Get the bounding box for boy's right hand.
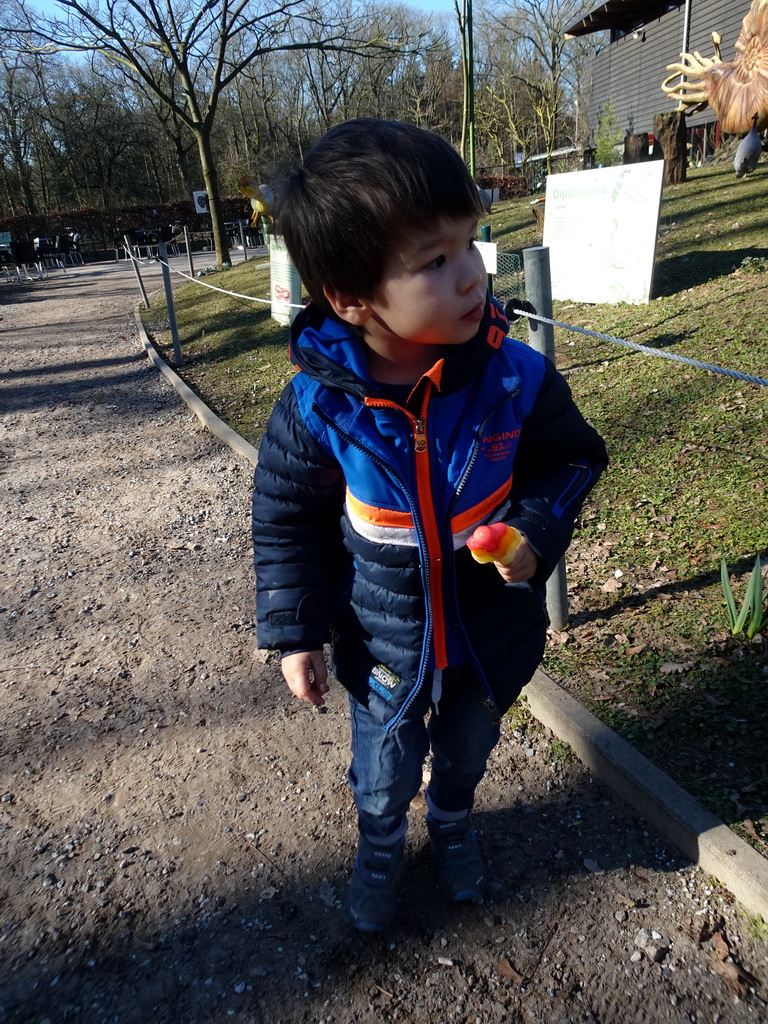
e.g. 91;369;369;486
281;650;329;706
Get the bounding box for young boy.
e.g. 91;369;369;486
252;118;607;932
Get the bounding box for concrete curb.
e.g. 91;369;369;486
135;309;259;468
526;668;768;921
136;306;768;923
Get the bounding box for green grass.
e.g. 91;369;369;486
143;162;768;854
143;258;300;444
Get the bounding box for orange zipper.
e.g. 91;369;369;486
365;387;448;669
413;386;448;668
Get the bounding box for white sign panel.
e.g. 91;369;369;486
543;162;665;305
192;190;209;214
474;240;498;275
269;235;302;325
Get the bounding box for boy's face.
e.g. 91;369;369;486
326;214;486;358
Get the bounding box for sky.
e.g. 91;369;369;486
411;0;456;12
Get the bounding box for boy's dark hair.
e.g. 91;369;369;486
276;118;484;316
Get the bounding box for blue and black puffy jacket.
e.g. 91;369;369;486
252;298;607;729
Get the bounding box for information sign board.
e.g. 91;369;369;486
543;162;664;304
269;235;302;325
192;190;209;214
474;240;498;275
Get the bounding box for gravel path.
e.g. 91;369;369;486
1;259;766;1024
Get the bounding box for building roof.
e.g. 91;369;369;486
564;0;683;38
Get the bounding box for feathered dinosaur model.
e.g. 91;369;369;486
661;0;767;174
237;177;274;231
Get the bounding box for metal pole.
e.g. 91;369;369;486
124;234;150;309
681;0;692;54
680;0;692;99
239;221;248;262
467;0;476;177
523;245;568;631
480;224;493;296
158;240;183;367
183;226;195;279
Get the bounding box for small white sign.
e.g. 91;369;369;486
192;190;209;214
475;240;498;275
543;162;664;305
269;235;302;325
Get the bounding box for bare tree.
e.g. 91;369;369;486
485;0;591;173
7;0;418;266
0;52;42;214
473;12;536;178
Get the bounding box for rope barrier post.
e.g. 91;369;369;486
124;234;150;309
481;224;493;296
239;221;248;262
158;240;183;367
183;226;195;279
523;245;569;632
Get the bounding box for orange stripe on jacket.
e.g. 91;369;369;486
347;476;513;536
450;476;513;534
346;490;414;529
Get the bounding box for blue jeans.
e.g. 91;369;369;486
348;665;501;843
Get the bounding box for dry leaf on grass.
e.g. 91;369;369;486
743;819;762;842
660;662;694;675
600;577;623;593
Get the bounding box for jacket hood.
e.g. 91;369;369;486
287;297;510;401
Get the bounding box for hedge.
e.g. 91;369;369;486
0;198;253;253
476;174;529;199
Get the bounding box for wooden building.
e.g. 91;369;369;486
566;0;750;160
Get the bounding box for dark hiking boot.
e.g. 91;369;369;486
427;814;488;901
346;834;405;932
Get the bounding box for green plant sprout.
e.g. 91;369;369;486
720;556;768;639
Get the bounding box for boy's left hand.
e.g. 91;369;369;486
493;534;539;584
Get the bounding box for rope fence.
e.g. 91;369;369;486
133;240;764;630
126;246;306;309
130;244;768;389
506;305;768;389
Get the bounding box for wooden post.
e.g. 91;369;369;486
653;113;688;185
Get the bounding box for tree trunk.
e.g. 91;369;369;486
173;136;195;197
11;140;37;215
653;113;688;185
194;126;230;268
623;133;649;164
459;19;469;164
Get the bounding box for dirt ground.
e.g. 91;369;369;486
1;258;767;1024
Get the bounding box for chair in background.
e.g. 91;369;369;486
57;234;84;265
124;228;159;260
163;226;181;256
10;240;46;280
35;238;68;276
0;249;21;282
